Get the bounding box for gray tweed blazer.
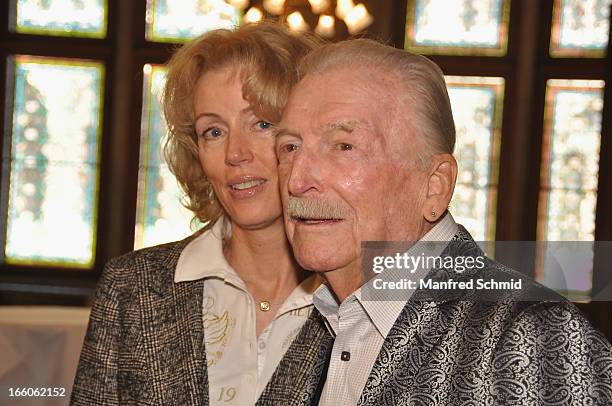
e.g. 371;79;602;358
257;227;612;406
70;238;330;405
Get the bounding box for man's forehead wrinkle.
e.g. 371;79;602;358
323;119;361;133
282;66;404;146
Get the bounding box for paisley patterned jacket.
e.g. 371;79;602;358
70;236;330;405
257;226;612;406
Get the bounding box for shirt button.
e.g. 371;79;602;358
259;341;266;350
340;351;351;361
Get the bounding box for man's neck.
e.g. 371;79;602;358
322;261;363;303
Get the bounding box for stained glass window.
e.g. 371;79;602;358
536;79;604;299
538;80;603;242
134;65;200;250
145;0;240;42
405;0;510;56
2;56;104;267
12;0;107;38
550;0;612;58
446;76;504;241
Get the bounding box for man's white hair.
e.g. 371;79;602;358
297;39;455;163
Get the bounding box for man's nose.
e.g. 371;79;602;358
287;147;321;196
224;129;253;166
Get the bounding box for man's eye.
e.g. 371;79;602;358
279;143;299;154
256;121;272;130
338;143;353;151
202;127;223;139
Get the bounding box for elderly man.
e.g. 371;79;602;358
256;39;612;406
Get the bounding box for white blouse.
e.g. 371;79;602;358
175;219;320;405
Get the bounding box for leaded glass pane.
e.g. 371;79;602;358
145;0;240;42
405;0;510;56
446;76;504;241
134;65;199;250
538;79;603;241
550;0;612;58
2;56;104;267
12;0;107;38
537;79;604;299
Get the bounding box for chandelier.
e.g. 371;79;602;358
225;0;374;37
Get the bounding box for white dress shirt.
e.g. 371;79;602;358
315;213;458;406
175;219;321;406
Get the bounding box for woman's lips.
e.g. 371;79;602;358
227;177;267;199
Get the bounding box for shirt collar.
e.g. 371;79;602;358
313;283;341;335
174;217;243;286
313;212;459;338
419;211;458;244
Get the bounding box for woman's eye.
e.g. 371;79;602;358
338;143;353;151
256;121;272;130
202;127;223;139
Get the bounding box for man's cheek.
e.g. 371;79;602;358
344;169;390;208
335;162;376;194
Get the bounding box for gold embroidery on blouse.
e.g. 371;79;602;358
203;295;234;367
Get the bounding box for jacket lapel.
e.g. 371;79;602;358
256;309;334;406
137;240;209;405
357;301;448;406
173;277;208;404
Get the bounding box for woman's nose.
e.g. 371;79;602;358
224;130;254;166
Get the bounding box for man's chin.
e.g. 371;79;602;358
293;246;355;273
296;262;342;273
289;228;357;269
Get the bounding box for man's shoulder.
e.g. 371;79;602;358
437;258;605;345
469;256;588;326
485;256;567;300
503;298;608;343
407;249;595;336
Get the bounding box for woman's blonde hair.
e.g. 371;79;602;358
163;22;321;229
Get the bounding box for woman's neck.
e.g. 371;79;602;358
223;218;305;297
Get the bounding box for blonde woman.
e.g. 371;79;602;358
71;23;322;405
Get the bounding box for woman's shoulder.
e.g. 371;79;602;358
91;235;203;303
103;235;198;277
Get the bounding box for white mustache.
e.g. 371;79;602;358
287;197;349;220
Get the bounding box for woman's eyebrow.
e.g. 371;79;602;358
193;112;221;122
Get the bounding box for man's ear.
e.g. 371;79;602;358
422;153;457;222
